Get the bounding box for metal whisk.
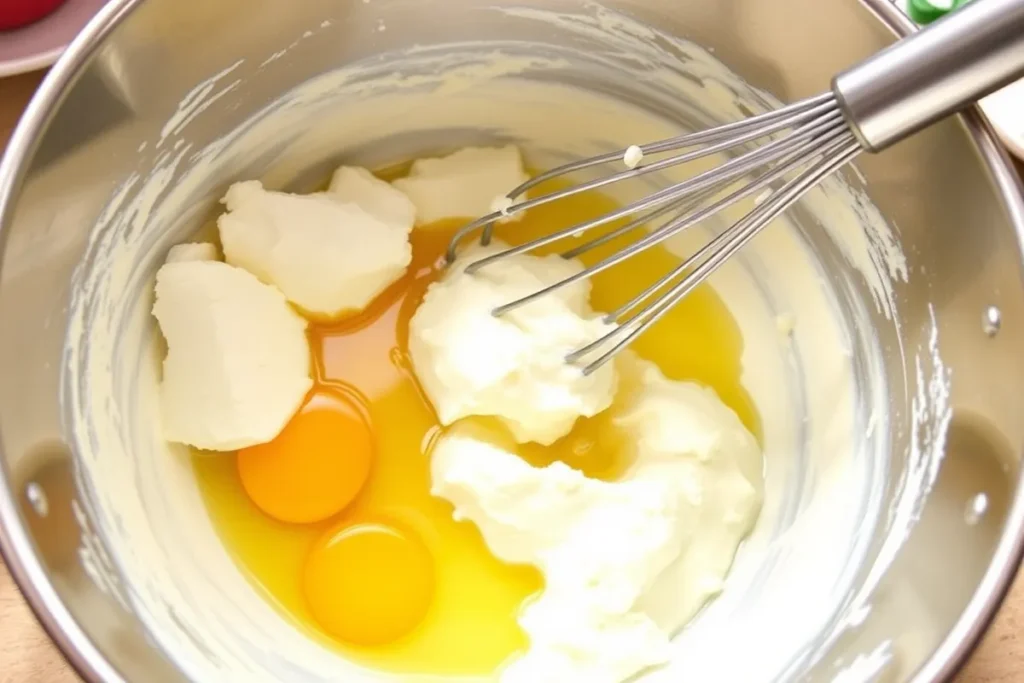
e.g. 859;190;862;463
446;0;1024;375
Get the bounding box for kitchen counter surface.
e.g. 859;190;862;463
1;68;1023;683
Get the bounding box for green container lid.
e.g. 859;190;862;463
907;0;973;24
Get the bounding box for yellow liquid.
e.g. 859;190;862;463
192;170;758;676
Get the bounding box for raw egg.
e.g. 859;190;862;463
304;521;435;645
237;391;372;524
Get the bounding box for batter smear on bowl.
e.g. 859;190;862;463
152;145;763;680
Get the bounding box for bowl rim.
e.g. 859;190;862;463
0;1;1023;681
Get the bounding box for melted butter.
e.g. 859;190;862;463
192;168;757;676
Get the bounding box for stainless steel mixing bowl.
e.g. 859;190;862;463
1;0;1023;681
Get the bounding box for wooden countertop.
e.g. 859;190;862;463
1;69;1023;683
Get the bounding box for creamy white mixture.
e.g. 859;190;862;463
399;143;763;680
152;141;763;682
433;355;761;683
410;240;616;446
57;5;945;683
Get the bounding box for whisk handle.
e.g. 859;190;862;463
832;0;1024;152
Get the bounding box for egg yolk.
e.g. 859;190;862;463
237;391;372;524
304;522;435;646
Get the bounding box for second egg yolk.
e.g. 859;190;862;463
237;391;372;524
304;522;435;646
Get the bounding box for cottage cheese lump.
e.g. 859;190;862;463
430;355;763;682
408;241;618;445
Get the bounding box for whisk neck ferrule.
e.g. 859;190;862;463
831;0;1024;152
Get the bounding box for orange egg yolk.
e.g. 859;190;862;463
304;522;435;646
237;391;372;524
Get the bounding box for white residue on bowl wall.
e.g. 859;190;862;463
158;60;244;146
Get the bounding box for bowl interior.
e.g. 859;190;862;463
1;1;1022;682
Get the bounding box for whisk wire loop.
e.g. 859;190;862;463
446;94;839;263
440;0;1024;372
569;140;862;374
496;91;836;201
444;93;863;374
486;108;849;315
602;129;856;325
466;105;846;277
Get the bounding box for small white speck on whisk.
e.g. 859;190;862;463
491;196;514;217
623;145;644;169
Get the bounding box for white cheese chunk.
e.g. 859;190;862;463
153;260;312;451
217;179;412;318
429;356;762;683
327;165;417;231
409;241;617;445
392;145;529;225
165;242;219;263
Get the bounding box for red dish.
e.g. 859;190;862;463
0;0;68;31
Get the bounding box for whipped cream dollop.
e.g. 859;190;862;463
403;145;764;682
409;241;617;445
431;355;763;683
